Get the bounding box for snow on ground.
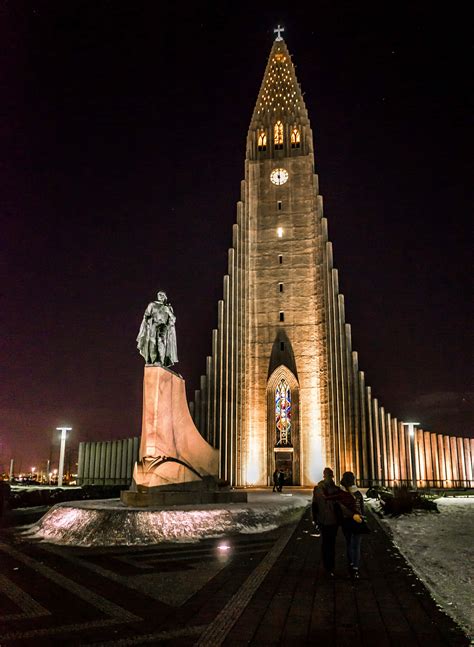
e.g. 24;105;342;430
26;491;310;547
368;496;474;638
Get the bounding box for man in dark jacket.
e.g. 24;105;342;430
311;467;340;576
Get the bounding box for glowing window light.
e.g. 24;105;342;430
277;227;283;237
274;120;284;149
291;127;301;148
258;130;267;151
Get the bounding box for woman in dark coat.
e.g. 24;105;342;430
335;471;365;579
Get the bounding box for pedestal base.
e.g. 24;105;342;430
121;488;247;507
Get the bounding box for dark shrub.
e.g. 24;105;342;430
380;485;439;516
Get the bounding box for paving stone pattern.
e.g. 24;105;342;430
0;509;469;646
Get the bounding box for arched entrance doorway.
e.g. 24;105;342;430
267;366;300;485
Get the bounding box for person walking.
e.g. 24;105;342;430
277;469;285;492
335;471;366;580
272;468;279;492
311;467;340;576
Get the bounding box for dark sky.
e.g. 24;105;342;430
1;1;472;472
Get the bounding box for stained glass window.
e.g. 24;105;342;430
274;121;284;149
291;127;300;148
258;130;267;151
275;378;292;446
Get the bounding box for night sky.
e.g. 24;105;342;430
1;2;472;472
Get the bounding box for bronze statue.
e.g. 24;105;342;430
136;291;178;366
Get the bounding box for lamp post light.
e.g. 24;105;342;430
56;427;72;487
404;422;420;489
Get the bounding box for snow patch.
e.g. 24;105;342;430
368;496;474;636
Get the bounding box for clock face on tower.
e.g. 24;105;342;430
270;168;289;185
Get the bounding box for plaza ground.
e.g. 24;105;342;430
0;490;470;646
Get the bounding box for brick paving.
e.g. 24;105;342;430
0;498;469;646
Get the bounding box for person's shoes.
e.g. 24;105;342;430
351;567;360;580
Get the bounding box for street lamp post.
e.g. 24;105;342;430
56;427;72;487
404;422;420;489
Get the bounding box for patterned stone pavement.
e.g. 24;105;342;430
0;501;470;646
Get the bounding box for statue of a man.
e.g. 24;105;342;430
136;291;178;367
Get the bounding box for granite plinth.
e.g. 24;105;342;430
131;367;219;490
121;488;247;507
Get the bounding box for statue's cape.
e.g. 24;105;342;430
136;317;150;361
165;324;178;364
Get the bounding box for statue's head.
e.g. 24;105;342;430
156;291;167;303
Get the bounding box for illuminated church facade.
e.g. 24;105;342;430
189;33;473;488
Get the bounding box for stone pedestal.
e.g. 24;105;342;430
121;366;246;506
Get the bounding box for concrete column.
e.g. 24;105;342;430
471;439;474;483
385;412;393;485
216;300;224;474
392;418;400;483
450;437;459;485
206;356;212;444
437;434;446;484
424;431;433;486
114;440;122;484
415;430;425;486
457;437;466;486
366;386;375;484
430;433;440;485
372;398;382;483
222;276;230;481
77;443;85;486
324;242;337;472
126;438;134;481
351;353;360;477
443;436;452;486
228;247;236;484
342;320;354;473
104;441;112;485
120;439;128;482
211;329;218;448
330;269;343;480
463;438;472;484
336;292;348;474
398;422;407;482
200;375;207;438
359;371;368;483
379;407;387;485
89;442;97;485
94;442;103;484
99;441;106;485
83;442;91;484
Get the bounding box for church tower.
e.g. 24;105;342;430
191;31;331;486
189;31;474;489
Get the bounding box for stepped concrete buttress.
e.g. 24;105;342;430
121;367;246;506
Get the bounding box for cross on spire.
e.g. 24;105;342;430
274;25;284;41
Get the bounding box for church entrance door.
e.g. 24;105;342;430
274;449;293;485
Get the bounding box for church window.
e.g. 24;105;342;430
291;127;301;148
258;131;267;151
279;255;283;264
279;282;283;292
277;201;282;210
274;121;284;149
275;378;291;446
279;311;284;322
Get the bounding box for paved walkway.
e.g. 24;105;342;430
0;495;469;646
